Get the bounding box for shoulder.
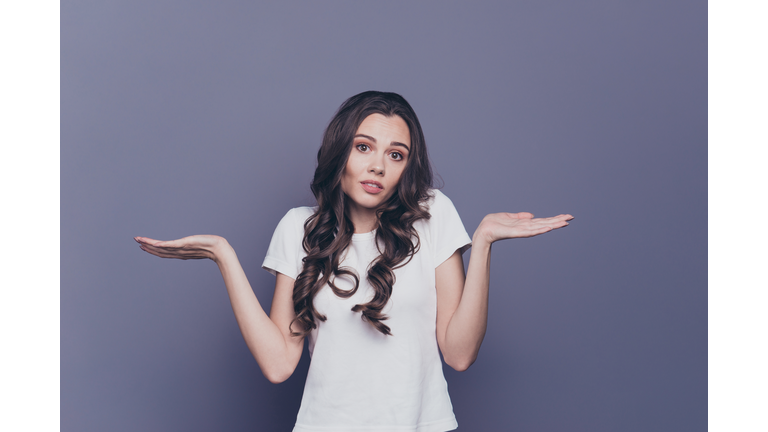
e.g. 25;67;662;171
414;189;462;233
271;206;316;236
416;189;472;264
264;206;316;277
424;189;458;215
283;206;316;225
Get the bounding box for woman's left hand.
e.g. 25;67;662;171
474;212;574;245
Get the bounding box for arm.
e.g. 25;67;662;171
135;235;303;383
435;212;573;371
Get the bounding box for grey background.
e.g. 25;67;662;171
61;1;706;431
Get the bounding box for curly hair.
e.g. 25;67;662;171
290;91;434;337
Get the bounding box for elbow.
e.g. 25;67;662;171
262;365;294;384
448;360;474;372
445;354;477;372
264;372;287;384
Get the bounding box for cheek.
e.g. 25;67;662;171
340;166;352;187
342;155;361;186
390;165;407;187
345;151;359;168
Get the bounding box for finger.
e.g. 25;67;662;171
139;244;171;258
140;244;205;259
547;218;570;228
527;220;568;234
545;221;570;230
519;226;553;238
553;217;571;226
534;215;571;223
526;218;559;225
504;212;533;219
153;238;192;249
153;239;178;248
139;243;179;255
135;236;170;247
139;244;178;257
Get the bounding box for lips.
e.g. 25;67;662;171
360;181;383;194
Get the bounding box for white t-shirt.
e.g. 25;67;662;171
262;190;472;432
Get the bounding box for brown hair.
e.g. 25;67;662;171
291;91;434;336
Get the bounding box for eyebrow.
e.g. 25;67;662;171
354;134;410;151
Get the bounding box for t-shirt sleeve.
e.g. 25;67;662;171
429;190;473;268
262;208;307;280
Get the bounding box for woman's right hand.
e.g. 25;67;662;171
134;233;303;382
134;235;228;262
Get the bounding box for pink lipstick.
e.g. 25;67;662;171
361;181;383;194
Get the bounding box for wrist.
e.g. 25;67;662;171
471;230;493;251
210;237;233;263
472;222;494;248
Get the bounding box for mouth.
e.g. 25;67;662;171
360;181;383;193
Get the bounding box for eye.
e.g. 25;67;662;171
389;152;404;161
356;143;370;152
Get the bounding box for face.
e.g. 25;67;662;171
340;113;411;222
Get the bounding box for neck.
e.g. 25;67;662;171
346;202;378;234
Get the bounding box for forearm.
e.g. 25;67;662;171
213;241;301;383
442;237;492;370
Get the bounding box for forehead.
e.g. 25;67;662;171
356;114;411;144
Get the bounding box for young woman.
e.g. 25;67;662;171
135;91;573;432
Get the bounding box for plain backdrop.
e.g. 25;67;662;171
61;1;706;431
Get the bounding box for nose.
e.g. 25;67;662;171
369;161;384;175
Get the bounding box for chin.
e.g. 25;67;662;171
360;198;385;209
348;194;386;211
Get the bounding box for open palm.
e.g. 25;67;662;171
134;235;225;261
476;212;573;244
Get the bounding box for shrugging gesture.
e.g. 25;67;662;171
475;212;574;244
134;235;223;261
134;234;305;384
435;211;574;372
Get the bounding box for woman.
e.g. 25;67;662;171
136;91;573;432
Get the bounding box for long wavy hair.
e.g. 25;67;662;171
291;91;434;337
